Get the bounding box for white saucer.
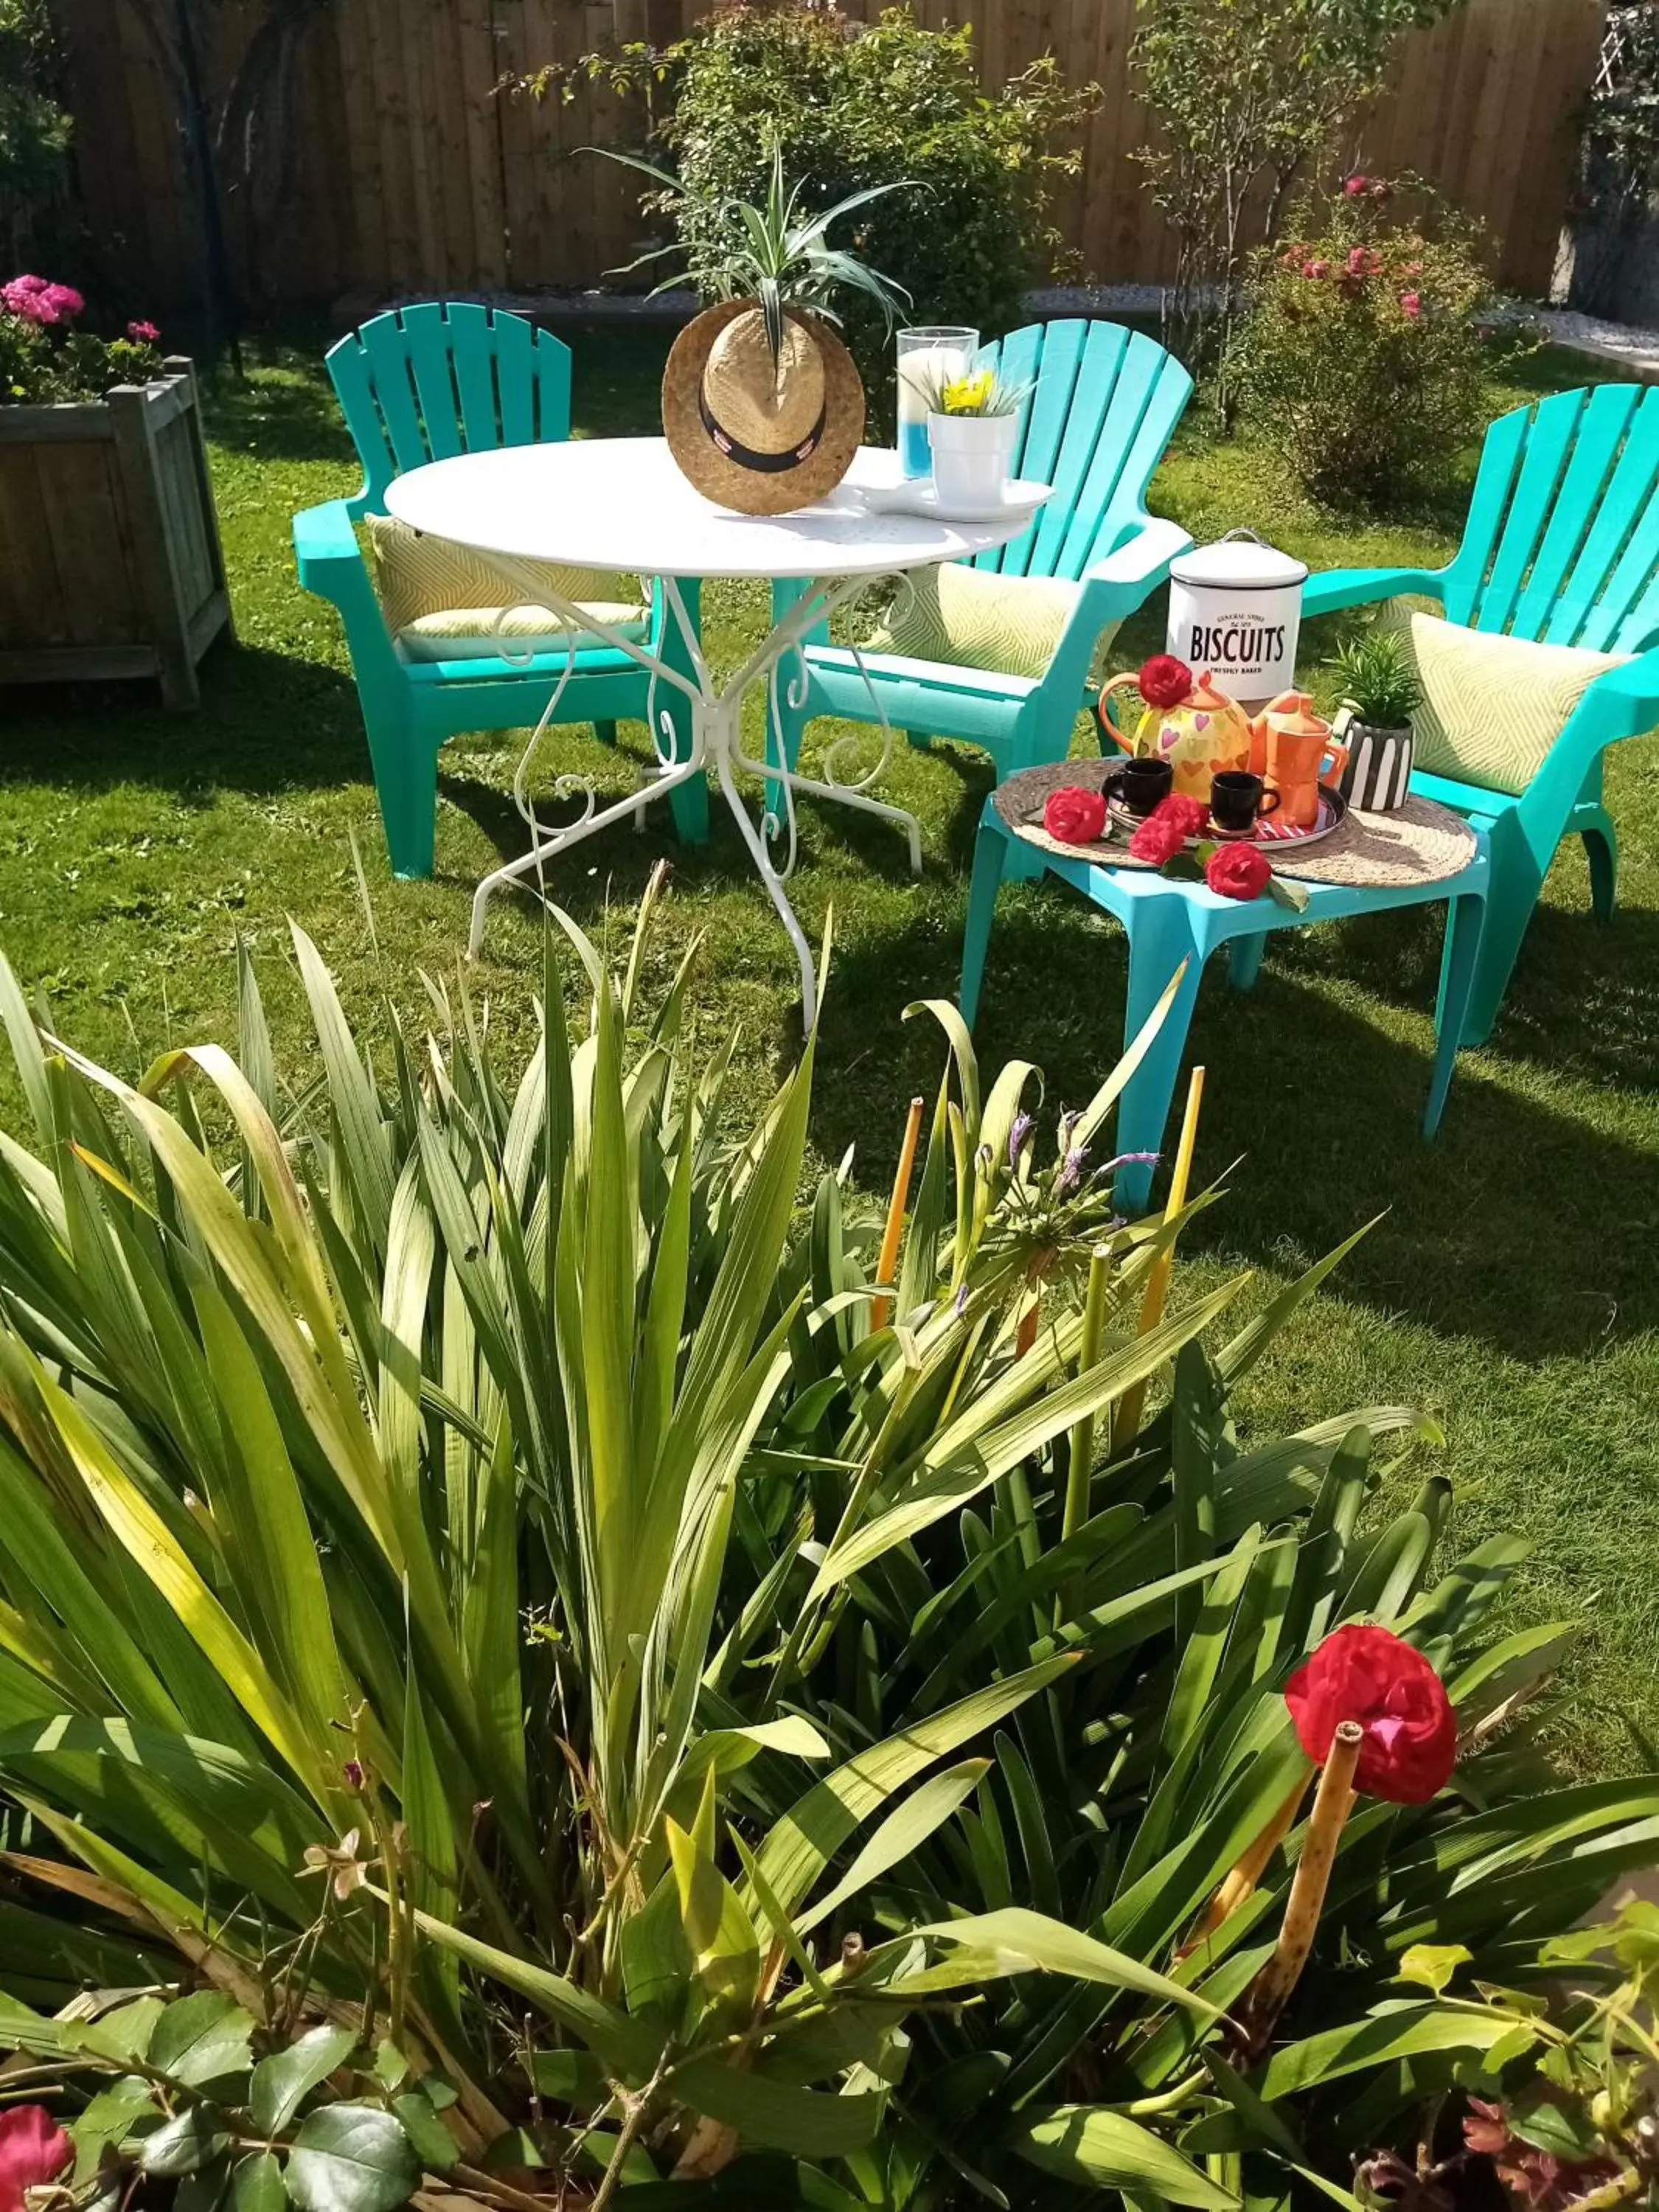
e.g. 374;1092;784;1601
855;477;1052;525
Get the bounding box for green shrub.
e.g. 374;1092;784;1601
543;1;1098;406
1234;173;1500;507
0;897;1649;2210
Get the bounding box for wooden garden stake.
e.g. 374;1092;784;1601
1110;1064;1206;1457
1178;1771;1312;1960
870;1096;924;1333
1238;1720;1363;2056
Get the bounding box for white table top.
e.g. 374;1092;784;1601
382;436;1028;580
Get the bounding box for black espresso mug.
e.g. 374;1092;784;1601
1210;770;1281;835
1119;756;1174;817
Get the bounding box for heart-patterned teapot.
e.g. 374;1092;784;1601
1099;656;1254;801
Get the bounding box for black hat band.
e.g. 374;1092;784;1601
699;382;827;473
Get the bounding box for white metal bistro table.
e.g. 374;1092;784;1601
383;436;1036;1020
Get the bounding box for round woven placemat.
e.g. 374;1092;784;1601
995;756;1478;889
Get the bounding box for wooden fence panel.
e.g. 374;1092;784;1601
52;0;1607;316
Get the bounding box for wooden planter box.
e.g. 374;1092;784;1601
0;356;232;710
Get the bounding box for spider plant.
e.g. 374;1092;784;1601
600;140;914;364
1328;623;1425;730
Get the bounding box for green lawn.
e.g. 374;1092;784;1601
3;323;1656;1772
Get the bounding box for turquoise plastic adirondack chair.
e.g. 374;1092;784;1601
292;303;706;878
1305;382;1659;1046
769;319;1194;782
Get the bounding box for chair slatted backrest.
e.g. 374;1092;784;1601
968;319;1193;581
326;303;574;516
1444;384;1659;655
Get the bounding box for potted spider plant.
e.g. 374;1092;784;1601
1326;622;1425;810
602;145;914;513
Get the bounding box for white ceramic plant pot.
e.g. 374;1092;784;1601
928;409;1018;514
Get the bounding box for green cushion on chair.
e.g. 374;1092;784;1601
1372;598;1628;798
363;513;645;638
863;560;1116;684
395;605;650;663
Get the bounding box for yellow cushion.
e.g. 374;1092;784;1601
1373;599;1627;798
863;561;1114;684
395;605;650;664
363;512;644;634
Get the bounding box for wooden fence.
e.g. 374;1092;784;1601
50;0;1607;319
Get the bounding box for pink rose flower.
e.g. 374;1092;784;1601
1343;174;1368;197
1346;246;1381;278
1301;258;1331;280
1399;290;1423;320
126;319;161;344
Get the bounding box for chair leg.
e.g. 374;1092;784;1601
1581;809;1618;922
1440;812;1546;1050
1114;900;1210;1217
959;818;1012;1029
361;699;438;879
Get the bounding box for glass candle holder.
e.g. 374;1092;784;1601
896;325;979;479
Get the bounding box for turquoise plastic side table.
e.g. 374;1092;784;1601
959;765;1492;1213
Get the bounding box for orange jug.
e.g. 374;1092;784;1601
1248;692;1349;830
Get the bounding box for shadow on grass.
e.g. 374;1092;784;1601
0;642;362;801
814;882;1659;1369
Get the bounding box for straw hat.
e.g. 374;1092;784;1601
661;299;865;515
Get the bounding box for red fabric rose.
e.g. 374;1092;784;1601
1157;793;1210;841
1204;843;1272;900
1043;785;1106;845
1285;1623;1457;1804
0;2107;71;2212
1129;812;1188;863
1137;654;1192;710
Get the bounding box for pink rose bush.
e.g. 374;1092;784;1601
1237;173;1506;503
1;275;164;406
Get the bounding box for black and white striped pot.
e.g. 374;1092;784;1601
1334;716;1413;811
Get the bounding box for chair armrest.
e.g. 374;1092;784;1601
1301;566;1447;618
1584;647;1659;742
1039;516;1194;704
293;497;364;587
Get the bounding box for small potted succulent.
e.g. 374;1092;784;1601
917;364;1032;514
1326;623;1424;810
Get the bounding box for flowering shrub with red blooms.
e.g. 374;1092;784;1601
1237;173;1507;505
1043;785;1107;845
1;276;164;405
1137;653;1192;709
1285;1622;1457;1803
0;2104;70;2212
1204;841;1272;900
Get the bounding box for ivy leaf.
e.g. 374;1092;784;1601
232;2151;288;2212
251;2025;360;2138
139;2107;231;2177
390;2092;459;2173
1160;851;1206;881
285;2107;421;2212
1396;1943;1472;1997
148;1994;256;2090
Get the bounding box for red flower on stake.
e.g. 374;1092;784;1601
1043;785;1106;846
0;2107;70;2212
1137;653;1192;709
1285;1622;1457;1804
